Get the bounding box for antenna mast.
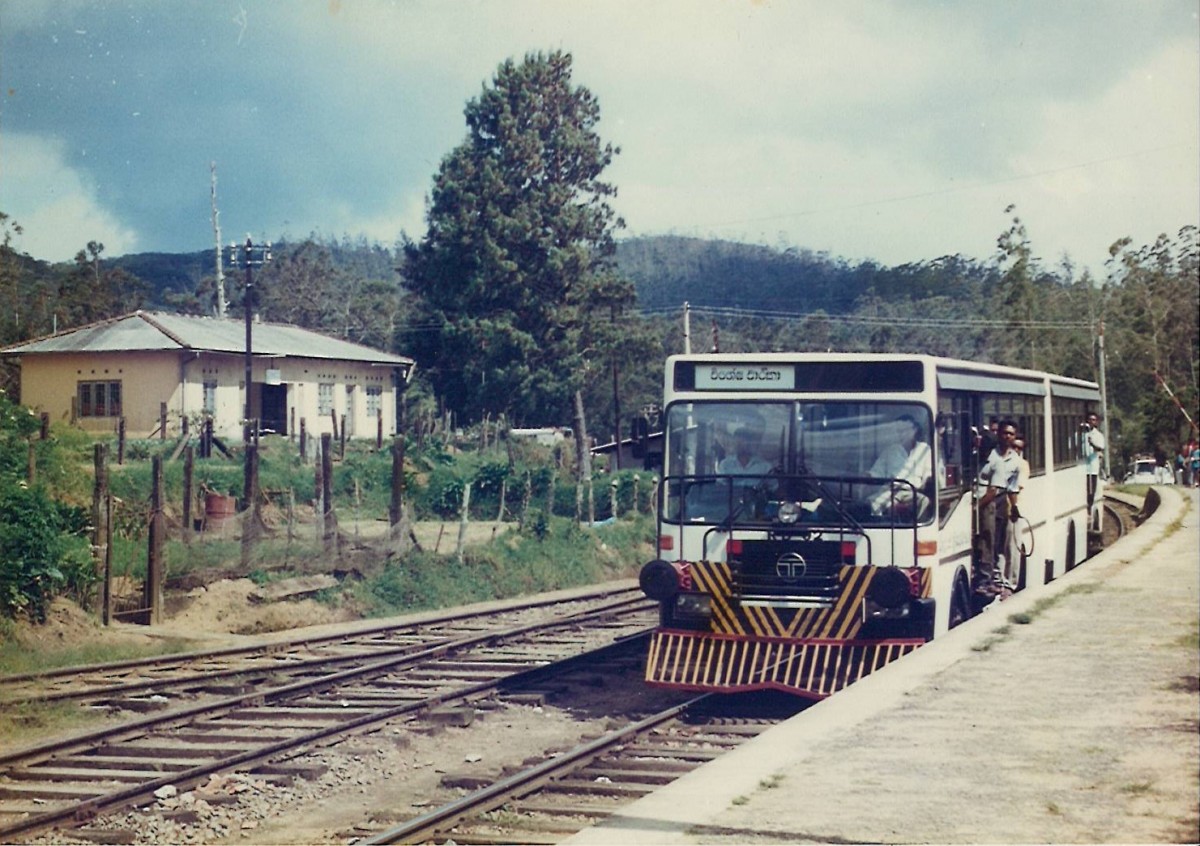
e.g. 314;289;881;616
211;162;228;318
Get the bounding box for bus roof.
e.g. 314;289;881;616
666;352;1098;390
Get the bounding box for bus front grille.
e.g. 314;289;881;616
730;539;843;607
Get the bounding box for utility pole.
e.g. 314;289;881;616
1097;319;1111;480
211;163;227;318
228;236;272;442
682;301;691;354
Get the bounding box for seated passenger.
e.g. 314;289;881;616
718;427;774;506
718;427;773;477
867;414;932;515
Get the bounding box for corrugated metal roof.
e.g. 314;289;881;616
0;311;413;366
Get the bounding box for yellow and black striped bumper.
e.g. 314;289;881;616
688;560;933;640
645;630;923;699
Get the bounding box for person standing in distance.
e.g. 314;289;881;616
1082;412;1105;527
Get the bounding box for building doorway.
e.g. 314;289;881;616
261;383;287;435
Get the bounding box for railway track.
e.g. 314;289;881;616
0;593;656;843
361;695;797;845
0;585;643;710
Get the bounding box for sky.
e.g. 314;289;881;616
2;1;1198;277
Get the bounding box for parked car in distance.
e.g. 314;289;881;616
1124;456;1173;485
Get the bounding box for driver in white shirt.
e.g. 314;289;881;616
868;414;932;515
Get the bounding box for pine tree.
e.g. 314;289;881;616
401;50;629;426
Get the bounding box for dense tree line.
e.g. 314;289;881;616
1;48;1196;471
2;218;1196;470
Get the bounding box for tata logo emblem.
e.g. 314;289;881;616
776;552;808;580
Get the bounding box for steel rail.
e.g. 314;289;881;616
0;583;641;689
0;598;655;842
362;694;711;845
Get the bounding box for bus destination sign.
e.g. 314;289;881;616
696;364;796;390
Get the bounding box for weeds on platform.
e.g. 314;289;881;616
973;582;1103;651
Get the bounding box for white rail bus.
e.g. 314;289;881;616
638;353;1101;698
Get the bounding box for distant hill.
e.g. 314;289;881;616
107;235;997;317
108;250;211;300
615;235;995;314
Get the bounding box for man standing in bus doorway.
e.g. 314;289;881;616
975;420;1022;600
1082;412;1106;528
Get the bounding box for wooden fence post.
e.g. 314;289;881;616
147;455;165;625
241;444;259;568
92;443;110;622
390;435;405;527
299;417;308;463
321;433;337;553
182;445;194;543
104;493;113;625
314;443;324;548
519;472;532;531
455;482;471;563
117;417;126;464
159;402;167;440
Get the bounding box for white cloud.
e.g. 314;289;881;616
0;133;139;262
320;189;429;246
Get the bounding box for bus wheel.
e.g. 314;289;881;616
948;576;973;629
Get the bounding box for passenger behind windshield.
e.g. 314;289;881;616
866;414;932;515
718;427;773;477
717;426;777;512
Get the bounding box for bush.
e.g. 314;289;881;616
0;486;94;621
355;513;652;617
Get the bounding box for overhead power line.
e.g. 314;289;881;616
636;303;1093;330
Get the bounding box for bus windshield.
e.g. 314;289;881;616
662;400;936;527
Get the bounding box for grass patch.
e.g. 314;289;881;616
976;582;1105;649
0;634;197;677
352;514;652;618
759;774;785;789
1120;780;1155;795
0;699;127;751
972;624;1011;652
1173;621;1200;651
731;795;749;806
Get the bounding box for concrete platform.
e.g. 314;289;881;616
567;487;1199;845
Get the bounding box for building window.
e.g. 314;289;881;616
202;381;217;415
78;380;122;418
318;383;335;416
365;385;382;418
